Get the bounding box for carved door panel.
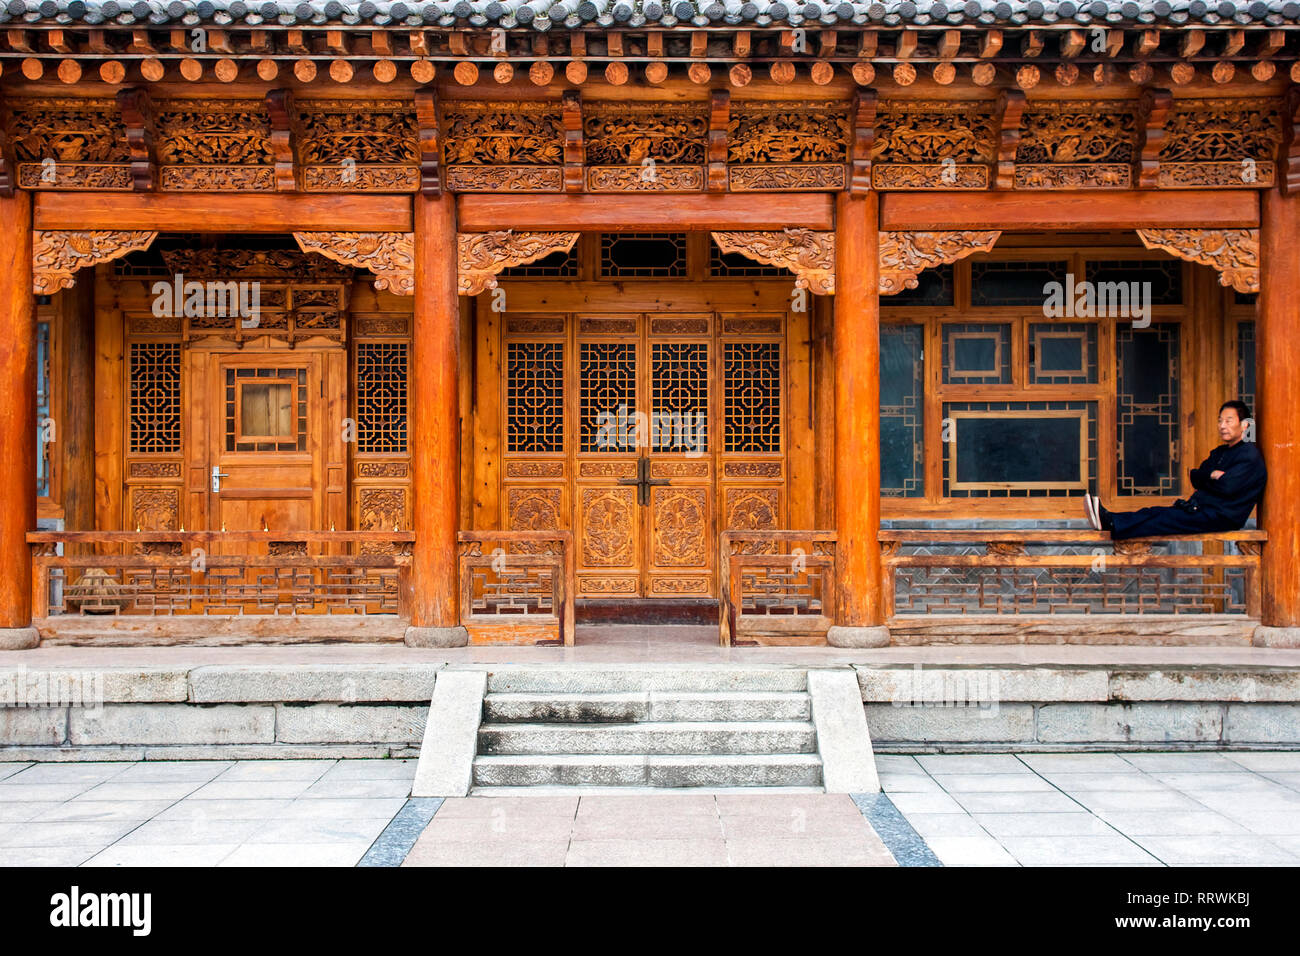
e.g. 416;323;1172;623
205;353;326;550
573;324;643;598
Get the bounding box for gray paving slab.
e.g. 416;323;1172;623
0;763;33;782
84;844;239;867
1131;834;1300;866
915;754;1029;775
999;835;1161;866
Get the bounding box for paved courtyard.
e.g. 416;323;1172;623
0;752;1297;866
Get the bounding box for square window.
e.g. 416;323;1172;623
942;324;1011;384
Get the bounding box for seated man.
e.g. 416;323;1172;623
1084;400;1266;540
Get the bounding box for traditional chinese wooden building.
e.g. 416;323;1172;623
1;0;1297;649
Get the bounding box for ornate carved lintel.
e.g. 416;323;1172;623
711;228;835;295
1135;227;1259;293
32;230;157;294
458;230;580;296
879;230;1001;295
294;231;415;296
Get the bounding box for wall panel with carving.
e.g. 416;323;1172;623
351;304;413;545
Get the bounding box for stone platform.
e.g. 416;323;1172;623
2;636;1299;761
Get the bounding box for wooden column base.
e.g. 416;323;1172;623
404;625;469;648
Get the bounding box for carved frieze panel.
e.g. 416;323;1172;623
879;231;1002;295
358;487;407;553
651;487;708;567
131;486;180;532
33;230;157;294
155;99;274;192
1015;101;1136;189
728;101;848;192
724;488;780;531
6;98;131;189
297;99;419;192
587;165;703;191
442;101;564;166
508;487;562;533
711;229;834;295
585;103;709;165
459;231;580;296
506;461;564;478
872;100;995;190
444;165;563;192
580;487;636;567
1157;98;1283;188
1135;228;1259;293
294;232;415;296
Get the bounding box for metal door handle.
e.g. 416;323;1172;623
211;466;230;493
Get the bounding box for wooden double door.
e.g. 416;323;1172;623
501;311;789;600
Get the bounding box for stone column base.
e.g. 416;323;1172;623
826;625;890;648
405;625;469;648
0;627;39;650
1253;625;1300;648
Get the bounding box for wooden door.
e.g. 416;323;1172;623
206;353;325;541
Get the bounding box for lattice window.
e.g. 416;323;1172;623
1117;324;1181;496
356;342;408;454
1028;323;1098;385
599;233;687;278
724;342;781;453
129;343;182;454
942;323;1012;385
1237;321;1257;427
499;246;580;279
1085;259;1183;305
36;318;51;498
970;260;1069;307
887;264;955;307
580;342;637;453
942;401;1097;498
651;342;708;453
709;240;788;279
506;342;564;453
880;324;924;498
225;367;306;453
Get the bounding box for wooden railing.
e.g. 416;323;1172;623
28;531;414;618
880;528;1266;618
457;530;575;646
719;530;837;647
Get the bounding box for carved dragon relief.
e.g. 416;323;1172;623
32;230;158;294
458;230;580;296
1134;228;1260;293
711;229;836;295
879;231;1002;295
294;232;415;296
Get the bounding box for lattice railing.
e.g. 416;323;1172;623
720;531;837;646
458;530;575;646
880;529;1265;617
29;531;413;617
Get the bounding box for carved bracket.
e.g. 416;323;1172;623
711;228;836;295
458;230;580;296
32;230;157;294
879;230;1001;295
1135;227;1259;293
294;231;415;295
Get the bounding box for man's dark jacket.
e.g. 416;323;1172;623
1185;441;1268;528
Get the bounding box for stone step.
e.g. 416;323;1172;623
482;691;812;724
477;720;818;756
472;753;824;789
484;667;808;695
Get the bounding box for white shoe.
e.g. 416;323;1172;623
1083;492;1101;531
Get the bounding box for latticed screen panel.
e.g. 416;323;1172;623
580;342;638;452
942;323;1012;385
499;246;580;279
599;233;688;278
970;260;1069;307
880;324;924;498
651;342;709;453
225;367;307;453
887;264;956;307
942;401;1097;498
355;342;408;454
1237;321;1257;424
1084;259;1183;306
709;240;788;278
724;342;781;453
1117;324;1181;496
36;319;51;497
1028;322;1098;385
506;342;564;453
129;343;182;454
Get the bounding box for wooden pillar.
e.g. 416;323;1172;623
0;191;38;647
1256;189;1300;643
406;193;468;646
828;192;889;647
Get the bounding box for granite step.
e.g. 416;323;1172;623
482;690;812;723
484;667;808;695
471;753;824;789
477;720;818;756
